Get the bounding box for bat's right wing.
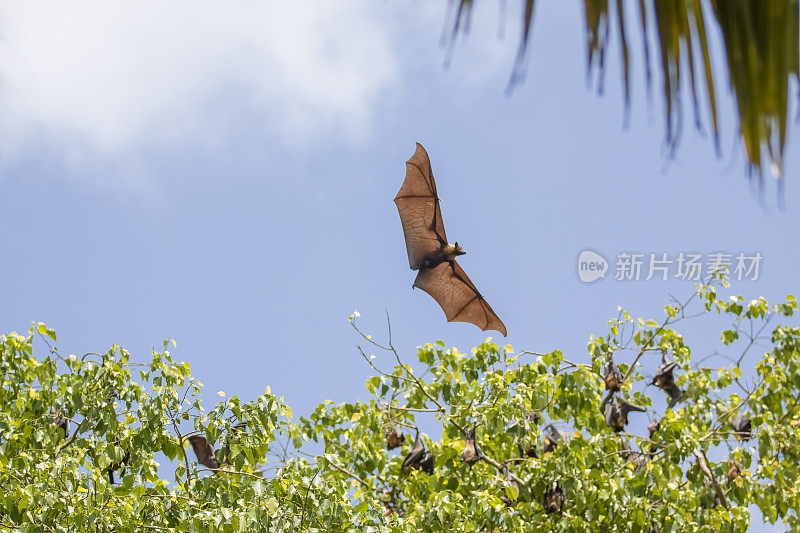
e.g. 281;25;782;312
413;261;507;336
395;143;447;270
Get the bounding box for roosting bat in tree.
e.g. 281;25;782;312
460;426;484;466
727;458;742;484
107;439;130;484
731;412;752;442
384;424;405;450
543;482;565;514
542;426;562;453
402;430;436;475
187;435;221;469
603;397;646;432
604;357;623;392
49;410;69;439
186;424;247;471
394;143;507;336
648;418;660;439
652;356;684;409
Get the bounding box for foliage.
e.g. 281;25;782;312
448;0;799;180
1;277;799;531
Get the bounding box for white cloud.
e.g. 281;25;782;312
0;1;399;156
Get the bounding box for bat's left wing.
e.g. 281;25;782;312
413;261;507;336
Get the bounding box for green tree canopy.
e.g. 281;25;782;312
1;277;799;531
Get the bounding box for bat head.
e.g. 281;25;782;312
453;242;466;256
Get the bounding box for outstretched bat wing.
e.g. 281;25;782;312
413;261;507;336
395;143;447;270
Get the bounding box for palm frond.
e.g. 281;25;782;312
448;0;800;180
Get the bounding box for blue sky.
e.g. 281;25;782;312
0;1;797;528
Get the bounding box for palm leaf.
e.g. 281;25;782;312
448;0;799;180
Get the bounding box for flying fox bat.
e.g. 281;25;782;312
604;357;623;392
384;424;405;450
543;482;564;514
648;418;660;439
603;397;646;432
460;426;484;466
652;357;684;408
187;435;221;469
187;423;247;471
727;458;742;484
49;410;69;439
542;426;562;453
394;143;506;336
402;429;434;474
731;413;752;442
511;410;539;458
499;464;518;507
107;439;130;484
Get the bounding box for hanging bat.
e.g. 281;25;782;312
187;435;221;469
499;464;518;507
543;482;564;514
634;454;649;474
604;357;623;392
107;439;130;484
731;412;752;442
727;458;742;484
542;426;562;453
517;439;538;459
384;424;405;450
186;424;247;471
648;418;660;439
380;490;405;517
402;429;436;474
603;396;646;432
460;426;484;466
394;143;507;336
651;357;684;408
49;410;69;439
418;451;435;474
516;411;540;458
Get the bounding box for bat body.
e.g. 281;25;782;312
402;430;436;474
187;435;221;469
187;423;247;472
499;464;518;507
50;410;69;439
384;424;405;450
727;459;742;484
543;483;564;514
418;451;435;474
107;445;130;484
652;359;684;408
648;418;660;439
460;426;483;466
518;440;538;458
604;397;646;432
542;426;562;453
395;143;507;336
604;359;623;392
731;413;752;442
620;439;637;463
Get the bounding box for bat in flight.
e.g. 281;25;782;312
394;143;507;336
